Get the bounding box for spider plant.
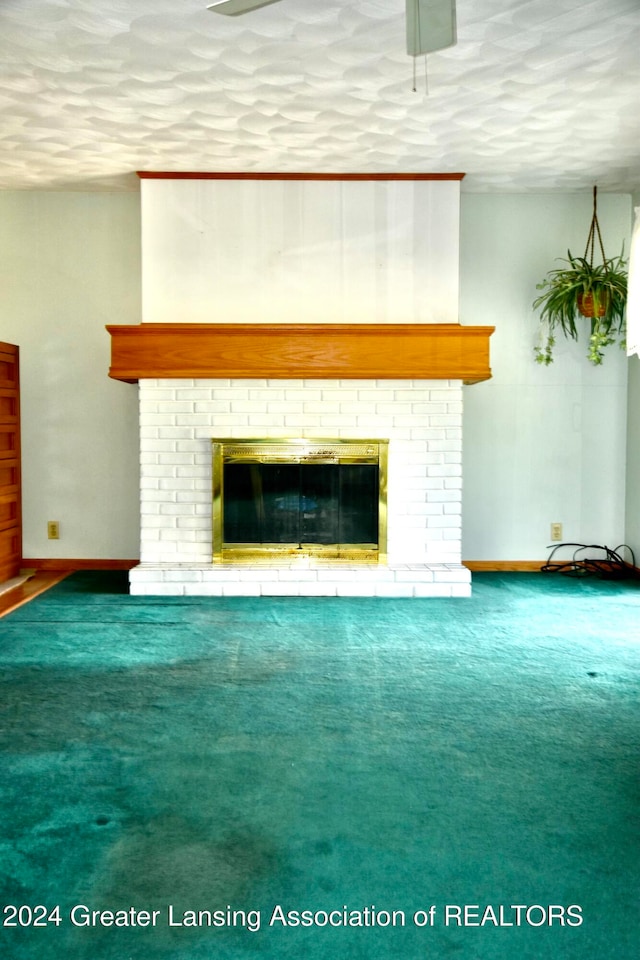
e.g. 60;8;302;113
533;249;628;365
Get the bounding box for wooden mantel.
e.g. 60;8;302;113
107;323;494;384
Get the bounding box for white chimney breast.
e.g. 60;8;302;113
131;176;471;597
140;178;460;325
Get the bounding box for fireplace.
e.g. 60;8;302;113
108;173;494;598
212;438;388;563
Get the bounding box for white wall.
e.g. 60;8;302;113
0;192;141;560
625;193;640;560
460;192;631;561
627;356;640;559
0;189;634;563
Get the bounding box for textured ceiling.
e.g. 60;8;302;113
1;0;639;192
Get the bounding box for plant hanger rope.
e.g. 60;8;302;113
584;185;607;269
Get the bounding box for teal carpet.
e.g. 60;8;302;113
0;572;638;959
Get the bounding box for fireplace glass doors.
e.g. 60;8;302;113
212;439;388;563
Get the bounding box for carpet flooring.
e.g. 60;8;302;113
0;571;638;960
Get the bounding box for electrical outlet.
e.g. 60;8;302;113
550;522;563;542
47;521;60;540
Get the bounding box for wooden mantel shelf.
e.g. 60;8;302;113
107;323;494;384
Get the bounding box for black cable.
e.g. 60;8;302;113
541;542;639;580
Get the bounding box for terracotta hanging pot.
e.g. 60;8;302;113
577;291;608;318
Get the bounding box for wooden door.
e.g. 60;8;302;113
0;343;22;581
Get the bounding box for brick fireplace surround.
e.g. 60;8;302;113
108;323;493;598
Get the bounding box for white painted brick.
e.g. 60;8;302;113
429;490;460;502
393;390;430;401
158;453;196;466
429;415;463;428
442;529;463;541
333;390;359;402
176;466;210;480
194;401;232;413
159;478;196;491
231;400;271;414
376;379;414;389
319;415;358;429
140;468;166;481
176;389;213;401
143;488;175;502
157;401;197;415
433;567;471;583
220;582;261;596
428;515;462;529
159;502;195;515
141;583;186;596
213;388;252;400
205;415;251;427
163;569;203;582
411;403;448;415
413;583;452;597
176;490;210;504
159;528;185;541
373;583;415;598
176;516;209;530
142;515;172;529
250;389;285;401
295;581;338;596
428;464;462;478
141;439;180;453
158;427;196;440
355;414;392;430
136;376;469;592
139;390;175;402
450;584;472;597
358;389;394;402
226;378;264;388
192;379;230;389
285;389;321;402
302;400;341;414
410;428;446;441
376;402;412;416
284;415;311;428
247;414;289;428
336;582;380;596
157;378;195;389
428;440;462;453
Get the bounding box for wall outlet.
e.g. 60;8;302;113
47;521;60;540
550;522;563;542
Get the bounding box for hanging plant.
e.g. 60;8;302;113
532;187;628;365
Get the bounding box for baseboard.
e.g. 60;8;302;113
25;558;546;574
22;558;139;571
463;560;545;572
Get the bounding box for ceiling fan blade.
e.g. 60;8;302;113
406;0;456;56
207;0;283;16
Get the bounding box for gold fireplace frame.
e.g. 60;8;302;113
212;438;388;564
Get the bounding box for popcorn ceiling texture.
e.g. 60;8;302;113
1;0;639;192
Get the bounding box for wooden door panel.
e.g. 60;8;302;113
0;344;21;580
